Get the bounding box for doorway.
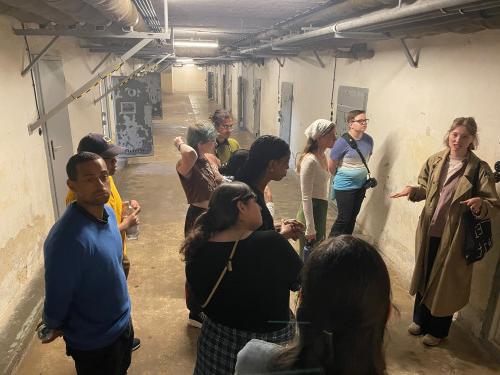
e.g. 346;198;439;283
279;82;293;145
253;79;262;137
35;57;74;218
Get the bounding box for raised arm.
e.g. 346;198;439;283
174;136;198;177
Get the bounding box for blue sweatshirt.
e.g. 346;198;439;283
43;203;130;350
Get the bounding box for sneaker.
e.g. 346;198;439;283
188;312;204;328
408;322;422;336
422;334;442;346
132;338;141;352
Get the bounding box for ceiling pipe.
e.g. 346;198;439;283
239;0;490;54
43;0;109;25
0;0;78;25
82;0;147;31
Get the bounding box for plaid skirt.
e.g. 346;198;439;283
193;316;295;375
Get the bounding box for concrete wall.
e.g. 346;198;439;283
172;65;206;92
0;15;118;372
161;68;173;95
223;29;500;341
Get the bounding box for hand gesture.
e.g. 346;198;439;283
390;186;414;199
460;197;483;215
173;136;185;149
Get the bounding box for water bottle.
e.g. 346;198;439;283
302;241;314;262
37;323;55;342
123;201;139;240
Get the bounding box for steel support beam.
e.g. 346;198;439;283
400;38;419;68
93;57;156;104
313;50;325;68
21;36;59;76
28;39;152;135
91;52;113;74
14;28;170;39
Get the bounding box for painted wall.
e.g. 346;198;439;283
0;15;118;371
172;65;207;92
161;68;173;95
225;29;500;340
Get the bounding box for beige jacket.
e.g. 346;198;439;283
409;149;500;317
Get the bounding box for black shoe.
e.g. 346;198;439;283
188;312;204;328
132;338;141;352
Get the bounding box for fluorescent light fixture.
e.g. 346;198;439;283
174;40;219;48
176;58;194;63
184;63;195;67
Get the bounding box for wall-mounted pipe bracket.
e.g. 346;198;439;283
313;50;325;68
21;36;59;76
276;57;285;67
400;38;419;68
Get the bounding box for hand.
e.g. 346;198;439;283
279;219;305;240
173;136;185;150
129;199;141;213
121;207;140;230
305;233;316;242
390;186;414;199
461;197;483;215
36;321;62;344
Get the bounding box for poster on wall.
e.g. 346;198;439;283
136;73;162;119
112;76;154;157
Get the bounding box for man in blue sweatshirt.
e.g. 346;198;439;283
42;152;132;375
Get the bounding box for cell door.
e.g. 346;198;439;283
253;79;262;137
35;57;74;218
222;73;227;108
237;76;244;128
207;72;214;100
279;82;293;145
336;86;369;136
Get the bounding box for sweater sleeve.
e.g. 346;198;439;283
43;238;84;330
300;155;317;236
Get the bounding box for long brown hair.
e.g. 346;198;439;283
296;138;319;174
270;236;391;375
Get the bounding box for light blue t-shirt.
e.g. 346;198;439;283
330;133;374;191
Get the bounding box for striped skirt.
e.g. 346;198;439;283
193;316;295;375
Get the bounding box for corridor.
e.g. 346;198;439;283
14;92;500;375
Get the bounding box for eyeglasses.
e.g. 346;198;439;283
351;119;369;125
220;125;233;130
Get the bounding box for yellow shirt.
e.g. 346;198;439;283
66;175;126;255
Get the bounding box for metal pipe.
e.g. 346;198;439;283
239;0;489;54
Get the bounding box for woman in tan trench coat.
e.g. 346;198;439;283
391;117;499;346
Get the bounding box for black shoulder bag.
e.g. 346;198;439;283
463;164;493;264
341;133;377;189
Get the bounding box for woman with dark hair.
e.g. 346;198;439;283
235;235;391;375
328;110;374;237
174;122;223;328
219;148;249;178
210;109;240;165
183;182;302;375
236;135;303;239
391;117;500;346
297;119;336;256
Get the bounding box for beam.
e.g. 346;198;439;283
21;36;59;76
400;38;419;68
13;28;170;39
93;57;156;104
90;52;112;74
28;39;152;135
313;50;325;68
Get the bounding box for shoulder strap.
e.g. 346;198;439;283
341;133;371;175
201;239;239;309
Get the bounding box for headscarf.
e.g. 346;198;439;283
304;119;335;140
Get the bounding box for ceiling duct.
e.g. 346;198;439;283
82;0;147;30
0;0;78;25
0;3;50;24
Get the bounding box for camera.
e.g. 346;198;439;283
363;177;378;189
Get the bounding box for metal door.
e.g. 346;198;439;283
237;76;244;128
279;82;293;144
253;79;262;137
35;57;74;218
222;73;227;108
207;72;214;100
336;85;369;136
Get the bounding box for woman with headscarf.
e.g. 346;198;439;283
296;119;336;257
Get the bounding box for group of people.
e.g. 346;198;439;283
175;110;499;374
38;106;499;375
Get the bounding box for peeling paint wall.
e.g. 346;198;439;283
224;29;500;339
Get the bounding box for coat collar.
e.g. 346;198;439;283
451;150;480;205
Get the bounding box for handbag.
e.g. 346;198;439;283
463;164;493;264
341;133;377;189
201;239;239;308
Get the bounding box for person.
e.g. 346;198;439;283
174;122;223;328
391;117;500;346
210;109;240;165
42;152;133;375
236;135;303;239
182;182;303;375
235;235;391;375
328;110;374;237
66;133;141;351
297;119;336;256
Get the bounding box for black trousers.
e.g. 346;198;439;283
413;237;453;338
66;321;133;375
329;187;366;237
184;204;206;316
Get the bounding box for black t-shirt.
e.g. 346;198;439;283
254;186;275;231
186;230;303;332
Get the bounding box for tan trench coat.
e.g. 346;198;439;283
409;149;500;317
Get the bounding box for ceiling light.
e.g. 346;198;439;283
176;58;194;63
174;40;219;48
184;64;195;67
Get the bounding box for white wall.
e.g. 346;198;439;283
172;65;207;92
227;29;500;338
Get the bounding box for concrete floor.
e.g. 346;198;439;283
14;92;500;374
